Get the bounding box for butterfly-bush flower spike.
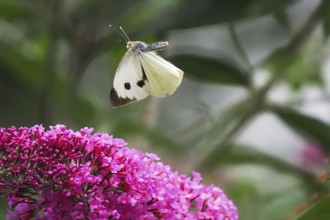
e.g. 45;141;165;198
0;125;238;220
299;141;325;168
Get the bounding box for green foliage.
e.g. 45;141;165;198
0;198;7;217
322;1;330;37
294;196;330;220
0;42;42;89
273;106;330;152
0;1;34;20
265;46;323;90
170;54;249;86
151;0;295;30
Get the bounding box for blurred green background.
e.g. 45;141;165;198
1;0;330;219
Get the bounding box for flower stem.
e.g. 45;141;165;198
228;22;254;88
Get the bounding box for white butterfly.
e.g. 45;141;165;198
109;26;184;108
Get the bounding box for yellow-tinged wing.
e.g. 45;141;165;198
139;52;183;97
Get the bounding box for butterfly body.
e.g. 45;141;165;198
110;40;184;108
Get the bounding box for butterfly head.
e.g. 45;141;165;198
127;41;148;51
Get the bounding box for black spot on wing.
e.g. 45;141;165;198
110;88;136;108
137;80;145;87
136;64;148;88
124;82;131;90
141;65;148;81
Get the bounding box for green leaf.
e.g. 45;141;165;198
322;1;330;38
283;52;321;90
264;45;322;90
138;0;296;32
111;118;182;153
73;95;97;128
204;146;323;192
0;198;7;219
0;42;42;89
169;54;248;86
271;1;289;30
272;106;330;152
0;1;34;20
294;196;330;220
263;46;292;70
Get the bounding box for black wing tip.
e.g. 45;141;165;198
110;88;136;108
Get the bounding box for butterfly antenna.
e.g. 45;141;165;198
119;26;130;42
109;25;130;43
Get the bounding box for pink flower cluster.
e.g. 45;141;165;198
299;141;325;168
0;125;238;220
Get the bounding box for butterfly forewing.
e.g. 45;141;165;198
110;51;149;107
139;52;183;97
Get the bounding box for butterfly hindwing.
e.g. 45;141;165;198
139;52;183;97
110;51;149;107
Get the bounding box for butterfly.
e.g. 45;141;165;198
109;26;184;108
